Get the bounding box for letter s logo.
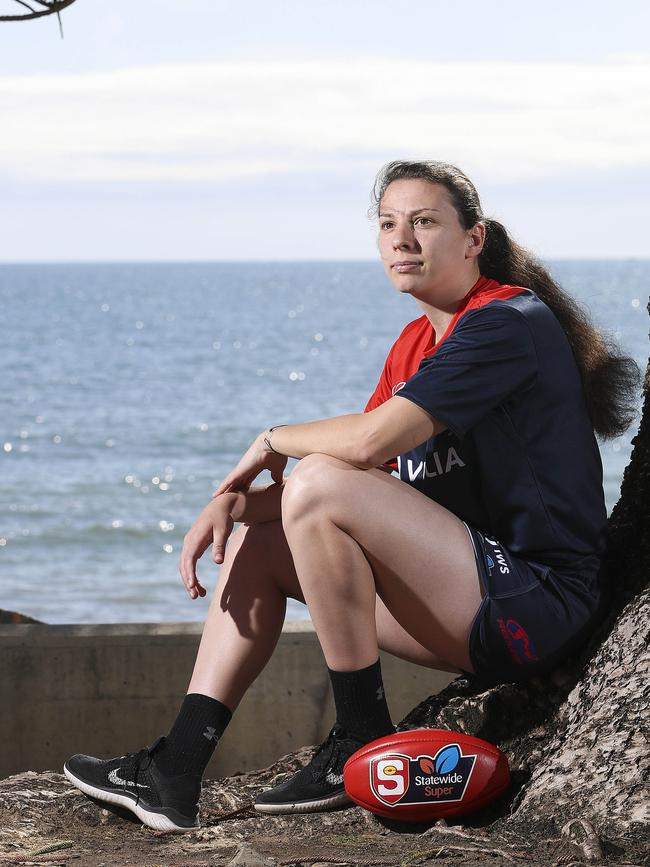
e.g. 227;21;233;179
376;758;406;797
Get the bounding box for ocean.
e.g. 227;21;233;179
1;261;647;625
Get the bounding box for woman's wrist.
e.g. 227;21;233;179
212;483;284;525
262;424;287;454
210;490;240;518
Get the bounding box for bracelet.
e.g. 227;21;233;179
263;424;287;454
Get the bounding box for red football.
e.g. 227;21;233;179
343;728;510;822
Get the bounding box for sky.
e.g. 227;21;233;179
0;0;649;261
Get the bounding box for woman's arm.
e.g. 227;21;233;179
214;397;444;496
268;398;443;467
225;480;285;524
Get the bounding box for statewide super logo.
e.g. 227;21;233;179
369;743;476;809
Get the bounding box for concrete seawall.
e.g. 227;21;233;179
0;621;454;780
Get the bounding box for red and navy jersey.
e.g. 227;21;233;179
364;276;607;572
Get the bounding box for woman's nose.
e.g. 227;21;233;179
393;223;416;250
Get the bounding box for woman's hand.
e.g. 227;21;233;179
213;432;287;497
179;494;236;600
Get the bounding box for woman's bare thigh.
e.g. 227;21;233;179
229;518;465;672
281;455;483;671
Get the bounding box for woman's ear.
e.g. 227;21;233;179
466;222;486;259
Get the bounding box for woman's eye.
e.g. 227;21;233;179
414;217;432;227
380;221;394;231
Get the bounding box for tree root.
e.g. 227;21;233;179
561;818;605;864
202;800;256;821
0;857;70;865
0;841;75;864
400;826;532;864
422;825;491;841
278;857;392;866
400;843;527;864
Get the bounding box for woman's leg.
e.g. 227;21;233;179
187;507;458;711
255;456;480;813
281;453;483;674
187;518;305;710
64;519;306;832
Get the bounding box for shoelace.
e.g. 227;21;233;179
116;737;163;803
310;725;355;781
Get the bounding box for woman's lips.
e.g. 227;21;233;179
393;261;422;273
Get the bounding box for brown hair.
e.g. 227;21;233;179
371;160;640;439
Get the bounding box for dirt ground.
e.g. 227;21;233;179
1;749;647;867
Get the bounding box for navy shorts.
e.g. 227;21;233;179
463;523;604;684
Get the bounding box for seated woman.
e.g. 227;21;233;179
64;160;638;832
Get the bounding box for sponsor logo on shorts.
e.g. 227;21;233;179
392;381;407;395
497;618;538;664
369;744;476;808
483;536;511;575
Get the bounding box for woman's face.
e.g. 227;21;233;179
378;179;483;301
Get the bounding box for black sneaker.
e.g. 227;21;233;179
63;736;200;832
254;724;365;814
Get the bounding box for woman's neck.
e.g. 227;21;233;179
416;271;482;344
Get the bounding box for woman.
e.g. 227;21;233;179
64;161;638;832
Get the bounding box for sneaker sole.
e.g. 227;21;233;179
63;764;198;833
254;789;352;814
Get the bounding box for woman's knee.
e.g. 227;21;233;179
282;453;351;523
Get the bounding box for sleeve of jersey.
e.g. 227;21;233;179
396;306;538;439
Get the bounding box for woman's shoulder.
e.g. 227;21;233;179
380;316;434;381
388;315;432;353
465;280;533;314
462;285;558;332
399;314;431;337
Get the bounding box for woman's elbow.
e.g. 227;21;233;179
352;431;391;470
349;451;378;470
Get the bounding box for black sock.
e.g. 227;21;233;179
154;693;232;777
328;658;394;743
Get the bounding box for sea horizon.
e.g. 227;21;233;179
2;256;649;266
